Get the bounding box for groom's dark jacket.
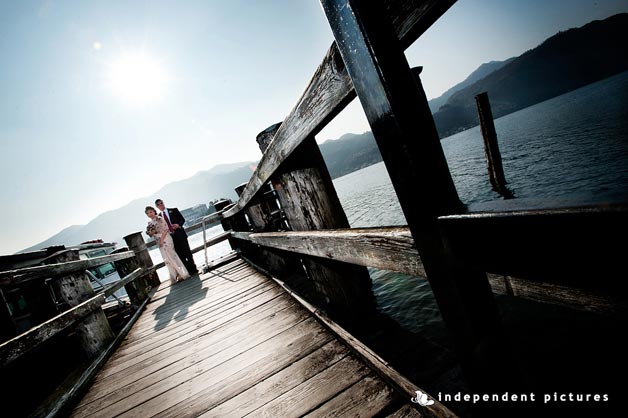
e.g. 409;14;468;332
165;208;188;238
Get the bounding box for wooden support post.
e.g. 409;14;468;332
475;91;514;199
214;199;246;251
111;248;148;306
44;250;114;359
321;0;518;393
123;232;160;288
234;180;306;287
272;131;375;321
235;183;267;232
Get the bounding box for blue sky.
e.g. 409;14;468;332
1;0;627;254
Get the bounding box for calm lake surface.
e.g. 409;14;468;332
333;71;628;339
155;71;628;342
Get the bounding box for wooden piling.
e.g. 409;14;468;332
214;199;245;251
234;179;308;293
321;0;518;393
272;133;375;320
111;248;148;306
235;183;267;232
123;232;160;288
475;92;514;199
44;250;114;358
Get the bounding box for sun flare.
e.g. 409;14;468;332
106;52;170;105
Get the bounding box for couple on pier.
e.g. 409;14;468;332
145;199;198;284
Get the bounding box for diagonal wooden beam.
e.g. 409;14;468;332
223;0;457;218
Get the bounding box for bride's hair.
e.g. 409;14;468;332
145;206;157;214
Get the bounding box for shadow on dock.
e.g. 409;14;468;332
152;273;208;331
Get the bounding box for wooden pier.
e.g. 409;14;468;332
68;255;440;418
1;0;626;417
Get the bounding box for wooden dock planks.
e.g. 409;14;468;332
70;258;418;417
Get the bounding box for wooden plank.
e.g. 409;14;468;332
108;281;278;365
92;292;286;384
387;404;426;418
242;256;457;418
223;0;457;219
487;274;615;313
80;295;295;405
123;320;334;418
98;284;282;371
246;355;371;417
141;260;257;313
233;227;426;277
0;294;105;367
0;251;135;287
128;270;267;333
31;290;153;418
140;267;262;317
187;340;349;418
72;315;316;417
235;224;619;313
92;288;286;378
438;203;628;289
150;257;245;298
303;374;399;418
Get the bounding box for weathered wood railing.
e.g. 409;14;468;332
214;0;627;412
0;216;232;416
0;247;149;362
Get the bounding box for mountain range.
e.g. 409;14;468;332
432;13;628;137
21;13;628;253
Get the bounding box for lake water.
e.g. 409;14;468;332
333;71;628;339
153;71;628;341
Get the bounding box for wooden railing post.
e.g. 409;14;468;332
233;183;307;289
261;123;375;321
234;182;273;232
111;248;148;306
123;232;160;288
44;250;114;358
321;0;518;393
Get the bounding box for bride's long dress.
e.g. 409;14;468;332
148;216;190;284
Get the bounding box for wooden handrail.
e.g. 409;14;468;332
0;266;147;367
232;209;622;313
223;0;456;219
232;227;425;277
0;251;135;287
0;294;106;367
103;267;143;298
31;289;154;418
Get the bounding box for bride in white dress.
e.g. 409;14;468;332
145;206;190;284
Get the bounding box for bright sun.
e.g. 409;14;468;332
106;52;170;105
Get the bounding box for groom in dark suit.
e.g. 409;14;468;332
155;199;198;275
